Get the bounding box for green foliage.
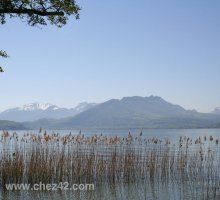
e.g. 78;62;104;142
0;50;8;58
0;0;81;27
0;50;9;72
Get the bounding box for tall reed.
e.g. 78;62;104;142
0;130;219;198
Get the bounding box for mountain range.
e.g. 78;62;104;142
0;102;96;122
0;120;26;130
1;96;220;130
212;107;220;115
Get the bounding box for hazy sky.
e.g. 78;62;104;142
0;0;220;112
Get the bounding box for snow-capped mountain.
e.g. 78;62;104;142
3;103;58;113
212;107;220;115
0;102;96;122
21;103;57;111
25;96;220;129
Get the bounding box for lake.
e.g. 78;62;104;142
1;128;220;200
9;128;220;139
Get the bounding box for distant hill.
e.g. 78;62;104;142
23;96;220;129
212;107;220;115
0;120;26;130
0;102;96;122
23;118;59;130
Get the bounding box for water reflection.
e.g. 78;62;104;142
2;180;220;200
1;129;220;200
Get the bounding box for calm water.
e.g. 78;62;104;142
2;181;219;200
1;128;220;200
8;128;220;138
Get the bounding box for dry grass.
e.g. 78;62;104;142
0;130;220;196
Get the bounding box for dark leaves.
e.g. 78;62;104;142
0;0;81;27
0;66;4;72
0;50;9;58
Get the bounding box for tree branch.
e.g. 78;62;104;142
0;8;64;16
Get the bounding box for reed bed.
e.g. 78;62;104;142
0;130;220;197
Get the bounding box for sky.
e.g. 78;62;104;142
0;0;220;113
